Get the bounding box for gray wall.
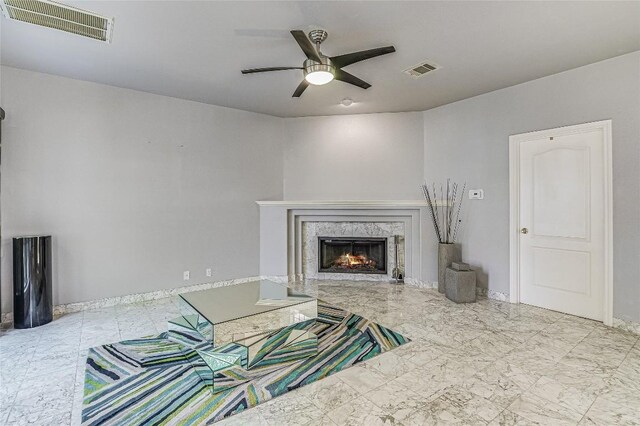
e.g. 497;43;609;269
2;52;638;322
0;66;284;313
282;112;424;201
423;52;640;322
280;54;639;321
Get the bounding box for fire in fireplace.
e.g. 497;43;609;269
318;237;387;274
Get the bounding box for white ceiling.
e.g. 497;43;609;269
1;1;639;117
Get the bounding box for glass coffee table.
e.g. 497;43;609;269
167;279;318;393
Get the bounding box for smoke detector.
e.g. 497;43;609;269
403;60;440;78
0;0;114;43
340;98;354;107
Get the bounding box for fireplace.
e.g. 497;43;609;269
318;237;387;274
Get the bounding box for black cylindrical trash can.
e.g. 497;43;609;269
13;236;53;328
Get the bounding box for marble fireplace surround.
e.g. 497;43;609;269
303;221;404;282
257;201;432;285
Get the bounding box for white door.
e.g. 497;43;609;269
515;123;609;321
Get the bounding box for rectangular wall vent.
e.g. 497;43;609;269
403;61;439;78
0;0;113;43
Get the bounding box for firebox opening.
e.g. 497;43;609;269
318;237;387;274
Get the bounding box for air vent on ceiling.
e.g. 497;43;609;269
0;0;113;43
403;61;439;78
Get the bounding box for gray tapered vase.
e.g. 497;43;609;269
438;243;461;293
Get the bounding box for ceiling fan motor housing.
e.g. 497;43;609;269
308;29;328;44
304;57;334;70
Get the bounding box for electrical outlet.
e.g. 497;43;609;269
205;268;212;277
183;271;190;281
469;189;484;200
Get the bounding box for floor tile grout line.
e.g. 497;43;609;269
68;310;86;426
577;396;599;425
487;408;509;425
615;336;640;368
3;281;638;425
1;317;67;416
503;317;618;425
355;371;432;421
326;375;405;425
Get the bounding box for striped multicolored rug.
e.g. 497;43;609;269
82;302;409;425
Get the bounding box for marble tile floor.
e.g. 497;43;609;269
1;280;639;425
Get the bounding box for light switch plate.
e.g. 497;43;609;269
183;271;190;281
469;189;484;200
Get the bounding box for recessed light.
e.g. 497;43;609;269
341;98;354;107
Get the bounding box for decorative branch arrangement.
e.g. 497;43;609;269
421;180;466;244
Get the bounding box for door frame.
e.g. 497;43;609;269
509;120;613;326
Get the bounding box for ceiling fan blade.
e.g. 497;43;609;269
290;30;322;63
241;67;302;74
330;46;396;68
334;69;371;90
292;80;309;97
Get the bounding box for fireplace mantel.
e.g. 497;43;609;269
257;200;432;286
256;200;429;208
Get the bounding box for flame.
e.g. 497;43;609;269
333;253;377;269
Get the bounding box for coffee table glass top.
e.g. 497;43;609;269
171;280;318;392
179;279;316;326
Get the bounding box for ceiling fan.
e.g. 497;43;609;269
241;29;396;97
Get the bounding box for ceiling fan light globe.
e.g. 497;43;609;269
303;62;335;85
305;70;334;85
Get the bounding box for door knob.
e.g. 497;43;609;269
521;228;528;234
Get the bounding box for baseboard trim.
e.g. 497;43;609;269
6;276;632;335
612;317;640;336
261;274;304;284
486;290;508;302
405;281;509;303
1;276;260;324
404;278;437;289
